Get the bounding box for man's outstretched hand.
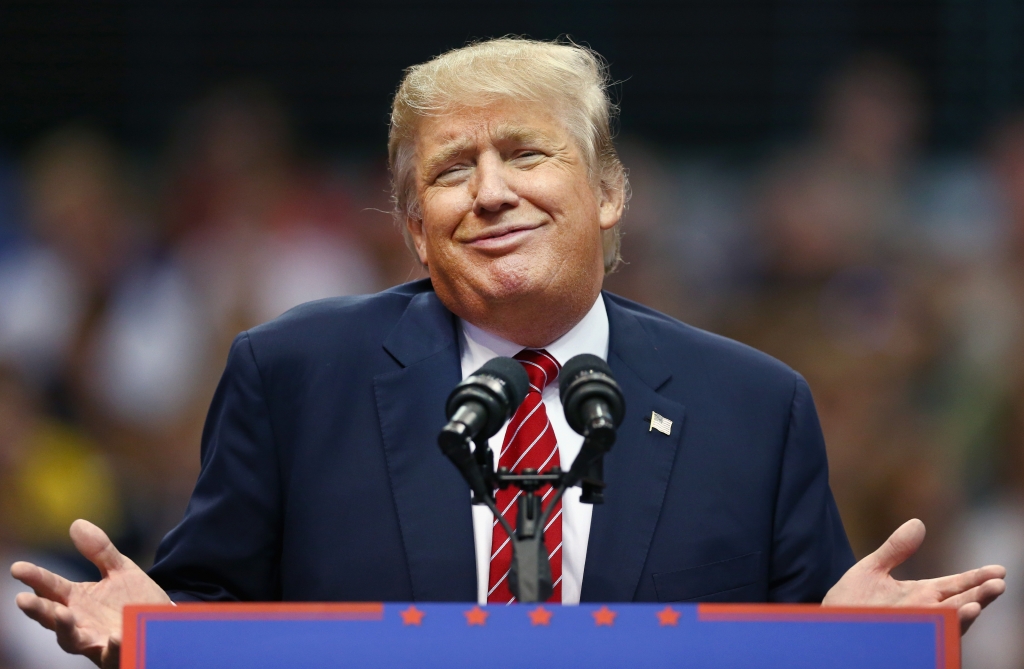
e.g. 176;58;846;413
10;519;171;669
823;518;1006;634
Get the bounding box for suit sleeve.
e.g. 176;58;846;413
767;376;855;602
148;331;283;601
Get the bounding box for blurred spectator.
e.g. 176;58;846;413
602;141;691;321
0;127;139;391
955;513;1024;669
54;82;396;550
758;53;924;280
163;81;381;351
603;141;754;330
0;365;114;669
0;84;399;583
0;365;123;554
948;380;1024;669
723;54;956;574
941;113;1024;669
918;116;1024;497
333;156;427;289
0;125;209;564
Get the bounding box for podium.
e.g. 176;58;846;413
122;602;958;668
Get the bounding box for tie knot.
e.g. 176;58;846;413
513;349;560;393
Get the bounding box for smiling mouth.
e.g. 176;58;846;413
467;224;542;247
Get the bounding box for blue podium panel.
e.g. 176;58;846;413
122;603;958;669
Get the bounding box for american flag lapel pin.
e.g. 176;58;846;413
649;411;672;436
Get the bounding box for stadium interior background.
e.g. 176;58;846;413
1;1;1023;666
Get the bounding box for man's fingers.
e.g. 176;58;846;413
15;591;99;658
102;633;122;669
52;603;101;662
932;565;1007;600
10;561;74;604
865;519;926;574
70;519;126;577
15;591;59;631
944;578;1006;612
53;604;81;653
958;602;982;635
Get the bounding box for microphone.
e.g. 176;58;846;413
442;357;529;445
559;354;625;486
438;357;529;501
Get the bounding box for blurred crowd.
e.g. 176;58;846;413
1;56;1023;667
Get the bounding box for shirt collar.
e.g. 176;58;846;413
459;294;610;378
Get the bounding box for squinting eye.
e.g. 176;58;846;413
509;151;544;165
437;165;469;180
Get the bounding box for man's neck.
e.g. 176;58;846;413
454;291;599;348
460;292;608;361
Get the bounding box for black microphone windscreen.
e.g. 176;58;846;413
558;354;613;403
479;356;530;409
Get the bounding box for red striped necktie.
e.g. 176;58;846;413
487;349;562;604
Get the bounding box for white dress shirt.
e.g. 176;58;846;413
458;294;610;605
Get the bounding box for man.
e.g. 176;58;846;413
10;38;1006;668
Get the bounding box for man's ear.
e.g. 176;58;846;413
597;173;626;231
405;216;430;266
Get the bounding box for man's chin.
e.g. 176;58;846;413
434;263;540;309
475;256;552;302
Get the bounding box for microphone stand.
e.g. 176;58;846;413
464;433;611;603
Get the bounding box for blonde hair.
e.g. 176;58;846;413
388;37;627;273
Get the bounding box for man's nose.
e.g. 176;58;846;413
472;154;519;215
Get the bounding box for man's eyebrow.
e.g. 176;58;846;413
491;124;552;145
420;125;557;179
421;139;474;179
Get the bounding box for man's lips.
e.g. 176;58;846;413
464;223;542;250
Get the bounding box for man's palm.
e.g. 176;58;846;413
823;519;1006;633
10;519;171;669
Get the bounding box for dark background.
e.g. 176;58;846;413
2;0;1022;155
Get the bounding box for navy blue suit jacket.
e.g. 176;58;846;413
149;279;854;603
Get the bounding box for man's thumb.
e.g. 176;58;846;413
69;519;126;577
867;518;926;574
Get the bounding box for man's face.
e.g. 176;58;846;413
406;99;622;328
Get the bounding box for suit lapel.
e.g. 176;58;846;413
374;289;476;601
581;295;685;602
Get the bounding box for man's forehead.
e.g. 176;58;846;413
432;123;551;153
414;106;568;176
419;109;561;148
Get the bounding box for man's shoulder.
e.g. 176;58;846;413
604;292;801;391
